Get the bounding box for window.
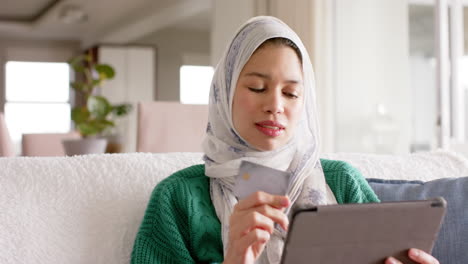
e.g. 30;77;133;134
180;65;214;104
5;61;71;153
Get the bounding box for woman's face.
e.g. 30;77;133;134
232;44;304;151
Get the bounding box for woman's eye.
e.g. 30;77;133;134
248;87;265;93
284;92;299;99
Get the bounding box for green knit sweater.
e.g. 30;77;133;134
131;159;380;264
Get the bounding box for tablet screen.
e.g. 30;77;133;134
281;198;446;264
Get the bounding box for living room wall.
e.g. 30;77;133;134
334;0;411;154
137;28;210;102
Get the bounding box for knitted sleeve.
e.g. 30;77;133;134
321;159;381;204
131;176;195;264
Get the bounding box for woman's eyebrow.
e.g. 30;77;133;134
244;71;302;84
245;71;271;80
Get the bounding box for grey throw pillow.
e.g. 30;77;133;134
367;177;468;264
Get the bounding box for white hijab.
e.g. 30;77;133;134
202;16;337;264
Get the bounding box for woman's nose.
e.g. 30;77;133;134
263;90;285;114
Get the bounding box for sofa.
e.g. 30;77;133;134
1;150;468;264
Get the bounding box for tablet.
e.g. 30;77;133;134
280;197;446;264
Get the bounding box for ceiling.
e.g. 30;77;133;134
0;0;58;21
0;0;212;47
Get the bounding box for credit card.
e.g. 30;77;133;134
233;160;290;200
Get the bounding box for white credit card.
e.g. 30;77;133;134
233;161;290;200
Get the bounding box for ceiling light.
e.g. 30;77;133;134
58;5;88;24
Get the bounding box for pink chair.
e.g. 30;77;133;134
137;101;208;152
0;113;15;157
22;132;81;157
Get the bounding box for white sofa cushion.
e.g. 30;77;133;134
0;152;203;264
1;151;467;264
322;150;468;181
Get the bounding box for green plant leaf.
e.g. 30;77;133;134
77;123;100;136
71;107;90;123
70;82;85;92
76;119;115;137
112;103;132;116
68;53;122;138
68;54;95;74
95;119;115;128
88;95;112;119
73;65;86;73
92;79;101;86
68;55;86;66
84;54;93;62
95;64;115;80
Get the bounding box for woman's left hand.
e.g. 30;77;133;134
385;248;439;264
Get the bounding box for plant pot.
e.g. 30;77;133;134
62;138;108;156
103;134;124;153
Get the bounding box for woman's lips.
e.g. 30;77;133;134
255;121;285;137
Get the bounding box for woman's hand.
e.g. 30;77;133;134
223;191;290;264
385;248;439;264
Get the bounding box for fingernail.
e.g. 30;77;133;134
387;257;397;264
281;197;289;207
409;249;419;258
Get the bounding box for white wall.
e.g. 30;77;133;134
138;28;211;101
462;90;468;143
334;0;411;154
409;55;437;148
210;0;258;66
407;5;438;150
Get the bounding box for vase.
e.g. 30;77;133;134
62;138;108;156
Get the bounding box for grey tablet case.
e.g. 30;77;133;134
281;198;446;264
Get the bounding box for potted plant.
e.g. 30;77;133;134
62;53;132;156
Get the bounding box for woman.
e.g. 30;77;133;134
131;16;439;264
